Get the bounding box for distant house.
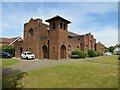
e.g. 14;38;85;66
114;44;120;54
0;37;22;46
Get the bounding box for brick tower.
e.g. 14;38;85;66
46;15;71;60
23;18;43;59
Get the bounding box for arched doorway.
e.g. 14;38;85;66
60;45;66;59
19;47;23;55
42;45;48;59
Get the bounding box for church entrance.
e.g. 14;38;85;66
42;45;48;59
60;45;66;59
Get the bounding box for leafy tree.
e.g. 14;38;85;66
105;47;109;52
0;45;15;56
108;46;115;53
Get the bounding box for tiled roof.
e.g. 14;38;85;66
0;37;21;44
46;15;71;24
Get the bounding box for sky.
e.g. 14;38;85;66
1;2;118;47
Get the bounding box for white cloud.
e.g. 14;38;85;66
73;26;118;47
2;2;118;47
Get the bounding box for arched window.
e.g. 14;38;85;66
86;45;88;51
29;28;33;37
68;45;71;52
52;22;56;29
64;23;66;30
77;46;79;49
53;47;55;53
90;40;92;49
80;43;82;50
19;47;23;56
60;22;62;29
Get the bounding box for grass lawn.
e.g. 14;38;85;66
0;58;20;67
86;55;118;65
2;56;118;88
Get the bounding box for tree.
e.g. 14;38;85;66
0;45;15;56
108;46;115;53
105;47;108;52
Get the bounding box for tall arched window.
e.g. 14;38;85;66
29;28;34;37
90;40;92;49
68;45;72;52
86;45;88;51
64;23;66;30
52;22;56;29
19;47;23;54
60;22;62;29
53;47;55;53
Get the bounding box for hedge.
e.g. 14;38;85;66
87;49;102;57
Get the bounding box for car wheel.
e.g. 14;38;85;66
26;57;28;60
21;56;23;59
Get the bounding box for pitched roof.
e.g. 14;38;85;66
0;37;22;45
97;41;102;44
68;31;80;37
46;15;71;24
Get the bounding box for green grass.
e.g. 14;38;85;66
2;56;118;88
86;55;118;65
24;62;118;88
23;56;118;88
0;58;20;67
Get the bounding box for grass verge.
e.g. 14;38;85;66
86;55;118;65
0;58;20;67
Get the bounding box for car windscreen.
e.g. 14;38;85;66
26;52;32;55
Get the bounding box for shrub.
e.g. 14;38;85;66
118;56;120;60
71;50;86;59
9;72;28;88
87;49;97;57
96;52;102;56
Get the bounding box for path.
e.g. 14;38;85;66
2;57;118;74
2;59;84;74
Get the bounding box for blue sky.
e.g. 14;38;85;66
1;2;118;47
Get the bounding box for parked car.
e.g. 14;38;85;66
0;52;12;58
104;52;112;56
21;51;35;60
71;55;79;59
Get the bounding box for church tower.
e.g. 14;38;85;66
46;15;71;60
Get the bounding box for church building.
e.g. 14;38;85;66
15;15;105;60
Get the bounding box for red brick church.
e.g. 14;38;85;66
15;15;105;60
